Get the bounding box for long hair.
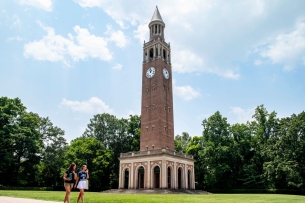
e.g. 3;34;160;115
68;163;76;171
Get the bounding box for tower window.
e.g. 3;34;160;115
152;125;155;132
164;126;167;132
163;49;166;59
152;85;155;90
149;48;153;59
155;25;157;34
168;107;170;112
164;105;166;110
146;127;148;132
146;106;148;111
152;104;155;110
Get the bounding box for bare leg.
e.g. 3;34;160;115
64;185;71;203
76;191;81;203
80;189;85;203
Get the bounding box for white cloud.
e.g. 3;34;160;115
88;23;95;30
19;0;53;12
11;15;21;28
172;49;240;79
7;36;23;41
105;25;129;48
173;81;201;101
112;63;122;70
23;22;112;65
254;60;262;66
230;106;255;124
259;21;305;70
73;0;108;8
61;97;113;114
134;23;148;44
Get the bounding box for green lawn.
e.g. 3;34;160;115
0;190;304;203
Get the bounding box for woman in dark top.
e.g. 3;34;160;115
63;163;77;203
75;165;89;203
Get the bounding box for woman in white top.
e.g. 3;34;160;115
74;165;89;203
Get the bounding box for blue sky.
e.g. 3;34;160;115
1;0;305;142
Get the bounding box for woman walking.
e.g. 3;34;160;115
75;165;89;203
63;163;77;203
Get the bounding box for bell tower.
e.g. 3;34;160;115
118;7;195;190
140;6;174;151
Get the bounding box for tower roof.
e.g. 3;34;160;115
151;6;163;22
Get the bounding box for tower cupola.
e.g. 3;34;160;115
149;6;165;41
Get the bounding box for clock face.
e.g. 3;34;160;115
163;68;169;79
146;67;155;78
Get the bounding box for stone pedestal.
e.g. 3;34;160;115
118;149;195;190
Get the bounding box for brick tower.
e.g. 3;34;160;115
140;6;174;151
118;6;195;190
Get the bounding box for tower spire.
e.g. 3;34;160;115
151;6;163;22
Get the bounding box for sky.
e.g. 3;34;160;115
1;0;305;142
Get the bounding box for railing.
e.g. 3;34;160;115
143;38;170;48
120;148;193;159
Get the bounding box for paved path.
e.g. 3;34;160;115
0;197;61;203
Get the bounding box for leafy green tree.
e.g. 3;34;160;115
83;113;140;188
198;111;234;189
186;136;205;189
37;117;67;187
174;132;191;153
65;137;112;188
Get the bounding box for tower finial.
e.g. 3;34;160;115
151;6;163;22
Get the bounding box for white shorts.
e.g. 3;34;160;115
77;180;88;189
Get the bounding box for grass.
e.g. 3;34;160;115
0;190;304;203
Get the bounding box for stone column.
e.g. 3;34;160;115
147;160;151;189
184;164;186;190
192;166;195;189
162;159;166;188
118;163;122;189
173;162;177;189
130;162;134;188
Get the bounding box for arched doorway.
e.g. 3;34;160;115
178;168;183;189
124;169;129;189
188;170;191;189
167;167;171;189
137;166;145;189
153;166;160;188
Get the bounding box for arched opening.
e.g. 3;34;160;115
149;48;153;59
178;168;182;189
156;48;158;57
137;166;145;189
167;167;171;189
153;166;160;188
163;49;166;59
188;170;191;189
124;169;129;189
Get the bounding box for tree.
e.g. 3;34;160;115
37;117;67;187
83;113;140;188
65;137;112;188
174;132;191;153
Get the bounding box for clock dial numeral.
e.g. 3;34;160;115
146;67;155;78
163;68;169;79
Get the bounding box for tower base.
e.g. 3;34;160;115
118;149;195;189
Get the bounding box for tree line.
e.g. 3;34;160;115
1;96;304;190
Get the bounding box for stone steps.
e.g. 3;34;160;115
101;189;211;194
